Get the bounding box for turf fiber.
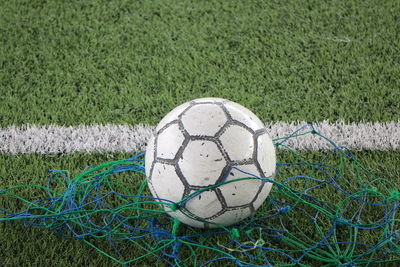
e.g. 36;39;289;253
0;151;399;266
0;0;399;266
1;0;399;126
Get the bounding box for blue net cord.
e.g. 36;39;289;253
0;124;399;266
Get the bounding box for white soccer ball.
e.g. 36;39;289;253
145;98;276;228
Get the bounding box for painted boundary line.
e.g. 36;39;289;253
0;121;399;154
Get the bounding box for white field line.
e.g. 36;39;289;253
0;121;399;154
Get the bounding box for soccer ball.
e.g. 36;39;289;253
145;98;276;228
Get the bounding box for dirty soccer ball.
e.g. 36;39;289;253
145;98;276;228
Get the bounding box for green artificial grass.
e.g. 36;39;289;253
1;0;399;266
0;151;398;266
1;0;400;127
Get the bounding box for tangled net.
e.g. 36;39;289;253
1;124;399;266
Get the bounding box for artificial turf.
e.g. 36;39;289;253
1;0;400;266
1;0;399;127
0;151;399;266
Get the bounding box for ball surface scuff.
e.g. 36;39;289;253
145;98;276;228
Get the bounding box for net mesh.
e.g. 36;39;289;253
1;124;399;266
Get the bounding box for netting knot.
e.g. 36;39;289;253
390;190;400;200
279;205;291;215
170;203;179;212
172;239;181;257
230;228;240;240
370;187;378;194
336;256;354;266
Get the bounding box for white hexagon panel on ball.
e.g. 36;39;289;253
181;103;227;136
145;97;276;228
178;140;227;187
